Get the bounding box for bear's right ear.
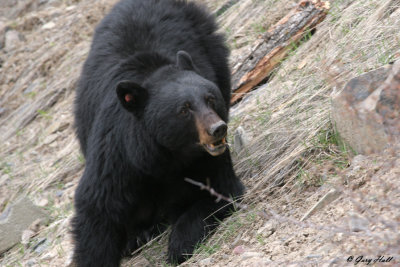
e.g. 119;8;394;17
116;81;148;114
176;50;196;71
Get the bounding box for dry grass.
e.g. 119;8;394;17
0;0;400;266
230;0;400;201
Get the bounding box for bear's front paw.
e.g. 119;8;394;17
167;245;189;265
167;232;194;265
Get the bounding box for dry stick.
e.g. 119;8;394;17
184;178;248;210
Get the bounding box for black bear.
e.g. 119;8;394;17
73;0;244;266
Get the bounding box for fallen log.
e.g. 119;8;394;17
230;0;330;104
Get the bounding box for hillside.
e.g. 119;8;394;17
1;0;399;266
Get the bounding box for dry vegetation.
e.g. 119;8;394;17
0;0;399;266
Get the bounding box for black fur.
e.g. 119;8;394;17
73;0;244;266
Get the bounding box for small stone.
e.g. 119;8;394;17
348;212;369;232
351;155;367;167
43;133;58;145
256;221;276;238
241;252;263;259
46;121;69;135
66;5;77;11
283;236;293;246
306;254;322;259
199;257;213;266
4;30;24;51
21;229;36;245
233;126;249;154
335;232;344;242
40;250;57;260
0;106;6;117
29;218;45;232
256;257;272;264
32;237;48;254
55;190;63;198
36;198;49;207
23;80;39;95
41;21;56;30
64;182;75;189
49;141;59;148
65;251;75;267
233;245;246;255
0;21;6;49
26;259;37;267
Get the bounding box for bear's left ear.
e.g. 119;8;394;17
116;80;148;114
176;50;196;71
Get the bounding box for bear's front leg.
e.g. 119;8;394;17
72;209;126;267
168;151;244;264
167;198;225;264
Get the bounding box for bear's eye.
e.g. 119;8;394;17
180;102;191;116
206;96;215;107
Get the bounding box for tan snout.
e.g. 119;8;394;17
195;111;227;156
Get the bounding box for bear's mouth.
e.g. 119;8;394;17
203;137;227;156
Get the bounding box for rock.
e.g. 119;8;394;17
351;154;367;167
241;251;264;259
331;60;400;154
29;218;45;232
26;259;37;267
199;257;213;266
40;250;57;260
23;80;39;95
0;106;6;117
256;221;276;238
32;237;49;254
43;133;58;145
233;126;250;154
65;251;76;267
4;30;24;52
0;20;7;49
348;212;369;232
0;197;47;254
233;245;246;255
21;229;36;245
41;21;55;30
45;121;69;135
55;190;63;198
66;5;77;11
306;254;322;259
49;141;59;148
36;198;49;207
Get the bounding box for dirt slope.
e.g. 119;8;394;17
0;0;399;266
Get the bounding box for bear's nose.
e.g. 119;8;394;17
208;121;227;139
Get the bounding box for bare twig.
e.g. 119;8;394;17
184;177;248;210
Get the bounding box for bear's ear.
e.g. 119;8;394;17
116;81;148;114
176;50;196;71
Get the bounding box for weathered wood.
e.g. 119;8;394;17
230;0;330;104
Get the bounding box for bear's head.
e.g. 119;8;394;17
116;51;228;156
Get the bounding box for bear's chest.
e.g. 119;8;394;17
130;177;200;223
